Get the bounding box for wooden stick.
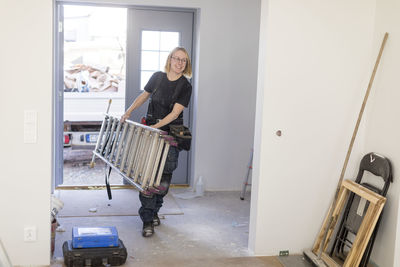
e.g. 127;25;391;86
106;98;112;113
338;32;389;201
317;32;389;259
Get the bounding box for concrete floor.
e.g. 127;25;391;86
54;150;312;266
63;148;123;185
51;188;312;267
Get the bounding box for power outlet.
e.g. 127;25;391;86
24;226;37;242
279;250;289;256
24;110;37;144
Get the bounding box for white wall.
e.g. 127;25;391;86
364;0;400;266
250;0;377;256
0;0;260;264
0;0;53;265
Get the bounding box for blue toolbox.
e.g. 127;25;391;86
72;226;119;248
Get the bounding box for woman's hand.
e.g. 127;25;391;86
120;113;130;123
149;103;184;129
120;91;151;123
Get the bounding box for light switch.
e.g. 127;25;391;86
24;110;37;144
24;226;37;242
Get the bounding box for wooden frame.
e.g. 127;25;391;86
311;179;386;267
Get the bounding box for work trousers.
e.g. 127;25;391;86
139;146;179;223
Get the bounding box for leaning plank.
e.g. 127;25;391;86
312;203;333;254
312;184;350;253
322;184;350;252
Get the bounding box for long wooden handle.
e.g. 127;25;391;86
318;32;389;258
106;99;112;114
338;32;388;189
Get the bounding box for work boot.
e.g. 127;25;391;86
142;221;154;237
153;213;160;226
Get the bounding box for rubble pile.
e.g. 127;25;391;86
64;64;125;93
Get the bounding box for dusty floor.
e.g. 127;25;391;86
51;188;313;267
53;149;313;266
63;148;123;185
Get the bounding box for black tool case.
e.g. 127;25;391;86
63;239;127;267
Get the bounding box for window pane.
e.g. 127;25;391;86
141;71;155;90
140;30;180;90
142;31;160;51
160;32;179;51
141;51;160;71
159;52;169;69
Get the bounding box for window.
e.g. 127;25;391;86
140;31;180;89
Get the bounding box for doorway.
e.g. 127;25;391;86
54;3;195;187
126;8;193;185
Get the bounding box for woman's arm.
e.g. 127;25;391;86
151;103;185;129
121;91;151;122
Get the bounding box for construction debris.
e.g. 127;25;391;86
64;64;125;93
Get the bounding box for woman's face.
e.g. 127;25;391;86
170;50;187;75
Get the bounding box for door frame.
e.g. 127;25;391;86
53;1;198;188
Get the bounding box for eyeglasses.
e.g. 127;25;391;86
171;56;187;64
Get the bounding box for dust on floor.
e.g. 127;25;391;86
63;147;123;185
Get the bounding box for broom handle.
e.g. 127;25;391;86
338;32;388;189
318;32;389;258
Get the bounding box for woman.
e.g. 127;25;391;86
121;47;192;237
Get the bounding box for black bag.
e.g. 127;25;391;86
63;239;127;267
169;125;192;151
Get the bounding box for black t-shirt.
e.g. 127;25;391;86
144;71;192;130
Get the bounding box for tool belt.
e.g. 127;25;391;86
169;125;192;151
144;117;191;151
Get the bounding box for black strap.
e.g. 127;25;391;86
105;165;112;200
